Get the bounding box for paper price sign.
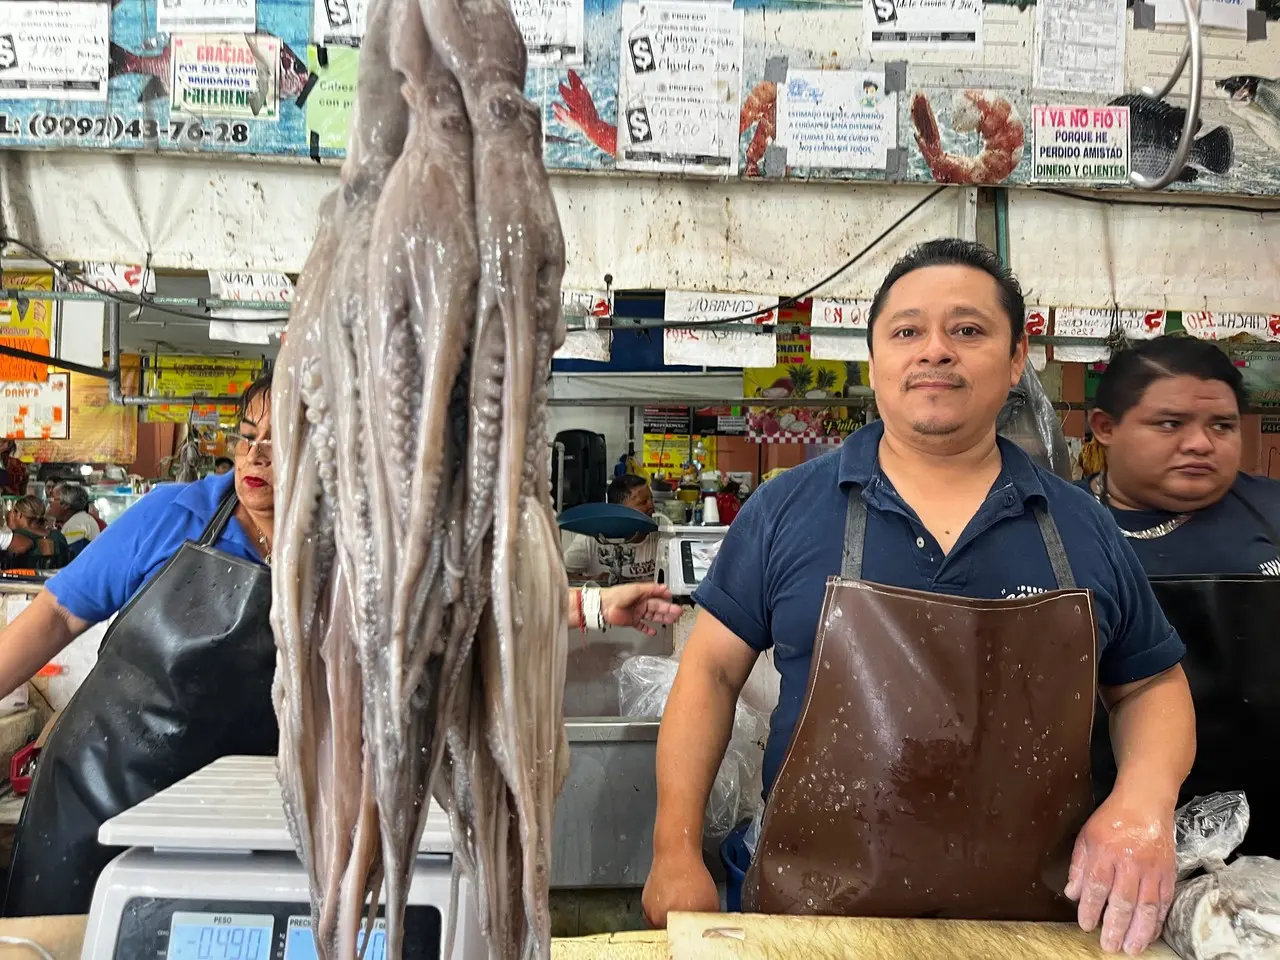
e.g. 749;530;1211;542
210;271;293;305
617;2;744;176
864;0;982;51
663;292;777;369
1032;105;1130;184
0;374;67;439
1125;310;1167;339
511;0;585;65
556;288;612;362
810;299;871;362
1054;308;1166;362
1183;312;1280;343
1054;308;1114;363
1025;307;1049;371
59;263;153;295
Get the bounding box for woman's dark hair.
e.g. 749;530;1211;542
867;238;1026;353
238;368;273;425
607;474;649;505
1095;337;1248;421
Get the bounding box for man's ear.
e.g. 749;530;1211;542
1089;408;1118;446
1010;332;1028;387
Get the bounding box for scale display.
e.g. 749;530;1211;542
166;913;274;960
284;916;386;960
113;896;441;960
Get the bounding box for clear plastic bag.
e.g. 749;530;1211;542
1163;792;1280;959
996;365;1071;481
1175;792;1251;880
1164;857;1280;959
617;655;768;838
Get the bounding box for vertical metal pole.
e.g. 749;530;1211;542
994;188;1011;268
956;187;979;242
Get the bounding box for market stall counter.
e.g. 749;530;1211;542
0;913;1174;959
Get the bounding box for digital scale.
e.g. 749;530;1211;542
665;526;727;597
82;756;483;960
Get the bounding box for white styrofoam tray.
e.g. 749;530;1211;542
99;755;454;854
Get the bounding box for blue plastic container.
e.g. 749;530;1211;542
719;822;752;912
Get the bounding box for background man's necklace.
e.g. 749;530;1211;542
1091;472;1191;540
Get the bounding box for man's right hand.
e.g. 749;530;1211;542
642;850;720;927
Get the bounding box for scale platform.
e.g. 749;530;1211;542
82;756;483;960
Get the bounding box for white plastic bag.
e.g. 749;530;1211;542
1164;792;1280;959
617;655;768;838
1164;857;1280;959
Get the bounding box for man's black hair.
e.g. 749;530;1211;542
866;238;1026;355
238;368;273;424
607;473;649;505
1094;337;1247;422
214;457;235;469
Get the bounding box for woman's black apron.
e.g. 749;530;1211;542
1092;490;1280;857
2;488;278;916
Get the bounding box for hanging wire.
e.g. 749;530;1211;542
0;238;284;323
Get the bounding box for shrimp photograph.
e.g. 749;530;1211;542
911;89;1027;185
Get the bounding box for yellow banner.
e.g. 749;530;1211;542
641;434;717;480
144;356;263;425
0;273;54;341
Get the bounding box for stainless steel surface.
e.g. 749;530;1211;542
563;623;672;717
565;718;660;743
555;440;566;515
551;730;659;888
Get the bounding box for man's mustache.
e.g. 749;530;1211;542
902;372;968;390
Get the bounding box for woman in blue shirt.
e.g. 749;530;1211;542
0;371;278;917
1085;336;1280;856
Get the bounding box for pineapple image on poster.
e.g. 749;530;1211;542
743;310;865;444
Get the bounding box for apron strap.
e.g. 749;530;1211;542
198;485;240;548
840;484;1076;590
841;485;867;581
1033;503;1076;590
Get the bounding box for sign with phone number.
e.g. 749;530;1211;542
0;112;253;147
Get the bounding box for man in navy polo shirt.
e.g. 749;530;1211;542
643;240;1194;957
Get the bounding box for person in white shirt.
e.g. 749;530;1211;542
563;474;662;583
47;482;99;554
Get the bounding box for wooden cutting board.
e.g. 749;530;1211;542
0;914;87;959
666;913;1182;959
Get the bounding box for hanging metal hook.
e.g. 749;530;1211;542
1131;0;1204;190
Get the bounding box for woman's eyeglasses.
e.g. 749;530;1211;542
227;433;273;457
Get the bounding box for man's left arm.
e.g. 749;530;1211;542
1068;523;1195;956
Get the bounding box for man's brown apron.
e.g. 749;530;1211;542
743;485;1097;920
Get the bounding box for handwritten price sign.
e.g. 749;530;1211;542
1183;312;1280;343
810;298;871;362
663;291;778;368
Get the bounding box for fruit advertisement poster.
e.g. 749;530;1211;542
743;318;860;445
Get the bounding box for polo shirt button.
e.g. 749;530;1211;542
1004;495;1014;506
916;537;925;549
